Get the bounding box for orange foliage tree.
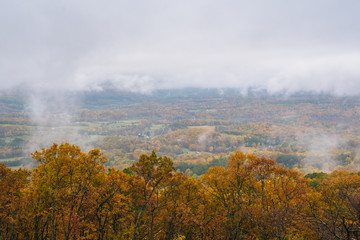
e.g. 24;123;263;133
2;143;360;239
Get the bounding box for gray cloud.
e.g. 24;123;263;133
1;0;360;94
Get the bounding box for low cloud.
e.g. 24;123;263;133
0;0;359;94
23;90;95;156
302;135;339;173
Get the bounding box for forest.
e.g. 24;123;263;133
1;89;360;239
1;143;360;239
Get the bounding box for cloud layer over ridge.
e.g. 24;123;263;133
1;0;360;95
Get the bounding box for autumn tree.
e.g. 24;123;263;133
201;152;313;239
201;151;255;239
0;164;30;239
128;150;175;240
87;168;131;240
156;172;205;239
25;143;110;240
306;170;360;239
245;155;312;239
5;143;360;239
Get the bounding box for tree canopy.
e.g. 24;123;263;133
1;143;360;239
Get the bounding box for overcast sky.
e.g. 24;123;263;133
1;0;360;95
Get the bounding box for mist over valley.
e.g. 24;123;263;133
0;88;359;174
